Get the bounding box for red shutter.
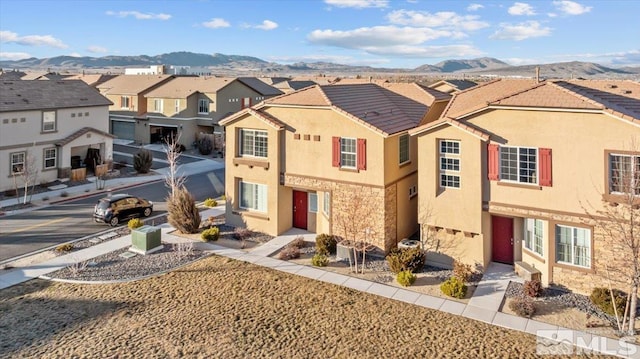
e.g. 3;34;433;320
487;144;499;180
332;137;341;167
357;138;367;170
539;148;552;187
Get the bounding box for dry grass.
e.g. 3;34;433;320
0;256;604;358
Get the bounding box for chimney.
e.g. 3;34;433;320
535;67;540;83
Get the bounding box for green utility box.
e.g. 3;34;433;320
130;225;163;254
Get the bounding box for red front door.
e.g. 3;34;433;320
492;215;514;264
293;190;307;229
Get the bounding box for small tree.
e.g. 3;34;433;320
583;140;640;336
167;186;201;234
12;149;39;205
133;148;153;173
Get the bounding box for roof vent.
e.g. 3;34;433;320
621;89;632;94
608;84;618;89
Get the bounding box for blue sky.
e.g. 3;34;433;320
0;0;638;69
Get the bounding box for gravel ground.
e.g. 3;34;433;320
0;255;603;359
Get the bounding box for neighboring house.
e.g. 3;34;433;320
273;80;317;94
427;79;478;94
96;74;174;142
220;83;451;252
124;65;165;75
64;73;118;88
410;78;640;294
142;76;282;147
0;70;26;81
19;72;69;81
0;80;113;192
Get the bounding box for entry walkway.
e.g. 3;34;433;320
0;215;637;357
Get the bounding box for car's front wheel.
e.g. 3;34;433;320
109;216;119;226
143;207;152;217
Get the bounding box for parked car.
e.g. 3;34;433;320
93;194;153;226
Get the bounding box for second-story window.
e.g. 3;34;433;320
42;111;56;132
174;99;180;114
154;99;163;113
340;138;357;169
120;96;130;109
240;129;268;157
500;146;537;184
399;134;410;165
439;140;460;188
609;154;640;195
198;99;209;114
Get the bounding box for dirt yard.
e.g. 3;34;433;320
0;255;609;358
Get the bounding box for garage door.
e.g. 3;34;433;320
111;120;135;140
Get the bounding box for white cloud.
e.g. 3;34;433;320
202;18;231;29
0;30;68;48
552;1;592;15
255;20;278;30
105;10;171;20
508;2;536;16
309;26;459;48
490;21;552;40
551;49;640;66
87;45;108;53
387;10;489;31
547;12;558;17
68;53;82;57
502;57;540;65
467;4;484;11
324;0;388;9
0;51;32;60
363;44;483;58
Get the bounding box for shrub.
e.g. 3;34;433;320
42;196;49;201
509;296;536;318
55;243;74;252
167;186;201;234
197;137;213;155
278;246;300;260
60;191;68;198
440;277;467;299
311;253;329;267
386;247;426;274
133;149;153;174
397;270;417;287
203;198;218;207
234;227;252;241
201;227;220;242
453;260;474;283
128;218;143;230
590;287;628;317
315;234;337;255
524;279;543;297
289;236;306;249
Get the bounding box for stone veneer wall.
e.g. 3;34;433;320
285;174;396;252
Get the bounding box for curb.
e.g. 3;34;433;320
49;178;164;205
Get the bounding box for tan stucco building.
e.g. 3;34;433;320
221;83;450;252
0;80;113;192
410;78;640;294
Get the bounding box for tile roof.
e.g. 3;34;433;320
218;107;285;130
0;80;113;112
96;74;173;95
237;77;284;96
56;127;115;146
63;74;118;87
266;83;431;135
144;76;235;98
442;79;478;91
382;83;451;106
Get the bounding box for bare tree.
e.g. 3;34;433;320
11;149;39;205
583;142;640;336
333;186;378;273
163;133;185;198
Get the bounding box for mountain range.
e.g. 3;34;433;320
1;51;637;79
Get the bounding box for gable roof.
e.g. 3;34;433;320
56;127;115;146
144;76;236;98
0;80;113;112
428;79;478;92
237;77;284;96
63;74;118;87
219;107;286;130
382;83;452;106
265;83;432;136
96;74;174;95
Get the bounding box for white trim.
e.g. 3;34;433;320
499;145;538;185
411;120;488;141
110;118;136;123
149;123;178;128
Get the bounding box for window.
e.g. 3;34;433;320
43;148;57;169
120;96;130;109
240;181;267;212
198;99;209;114
11;152;25;174
174;100;180;114
439;140;460;188
524;218;544;256
323;192;330;215
409;185;417;198
78;112;83;117
154;99;164;113
308;192;318;213
500;146;537;184
609;154;640;195
340;138;356;168
240;129;268;157
399;134;410;164
556;225;591;268
42;111;56;132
